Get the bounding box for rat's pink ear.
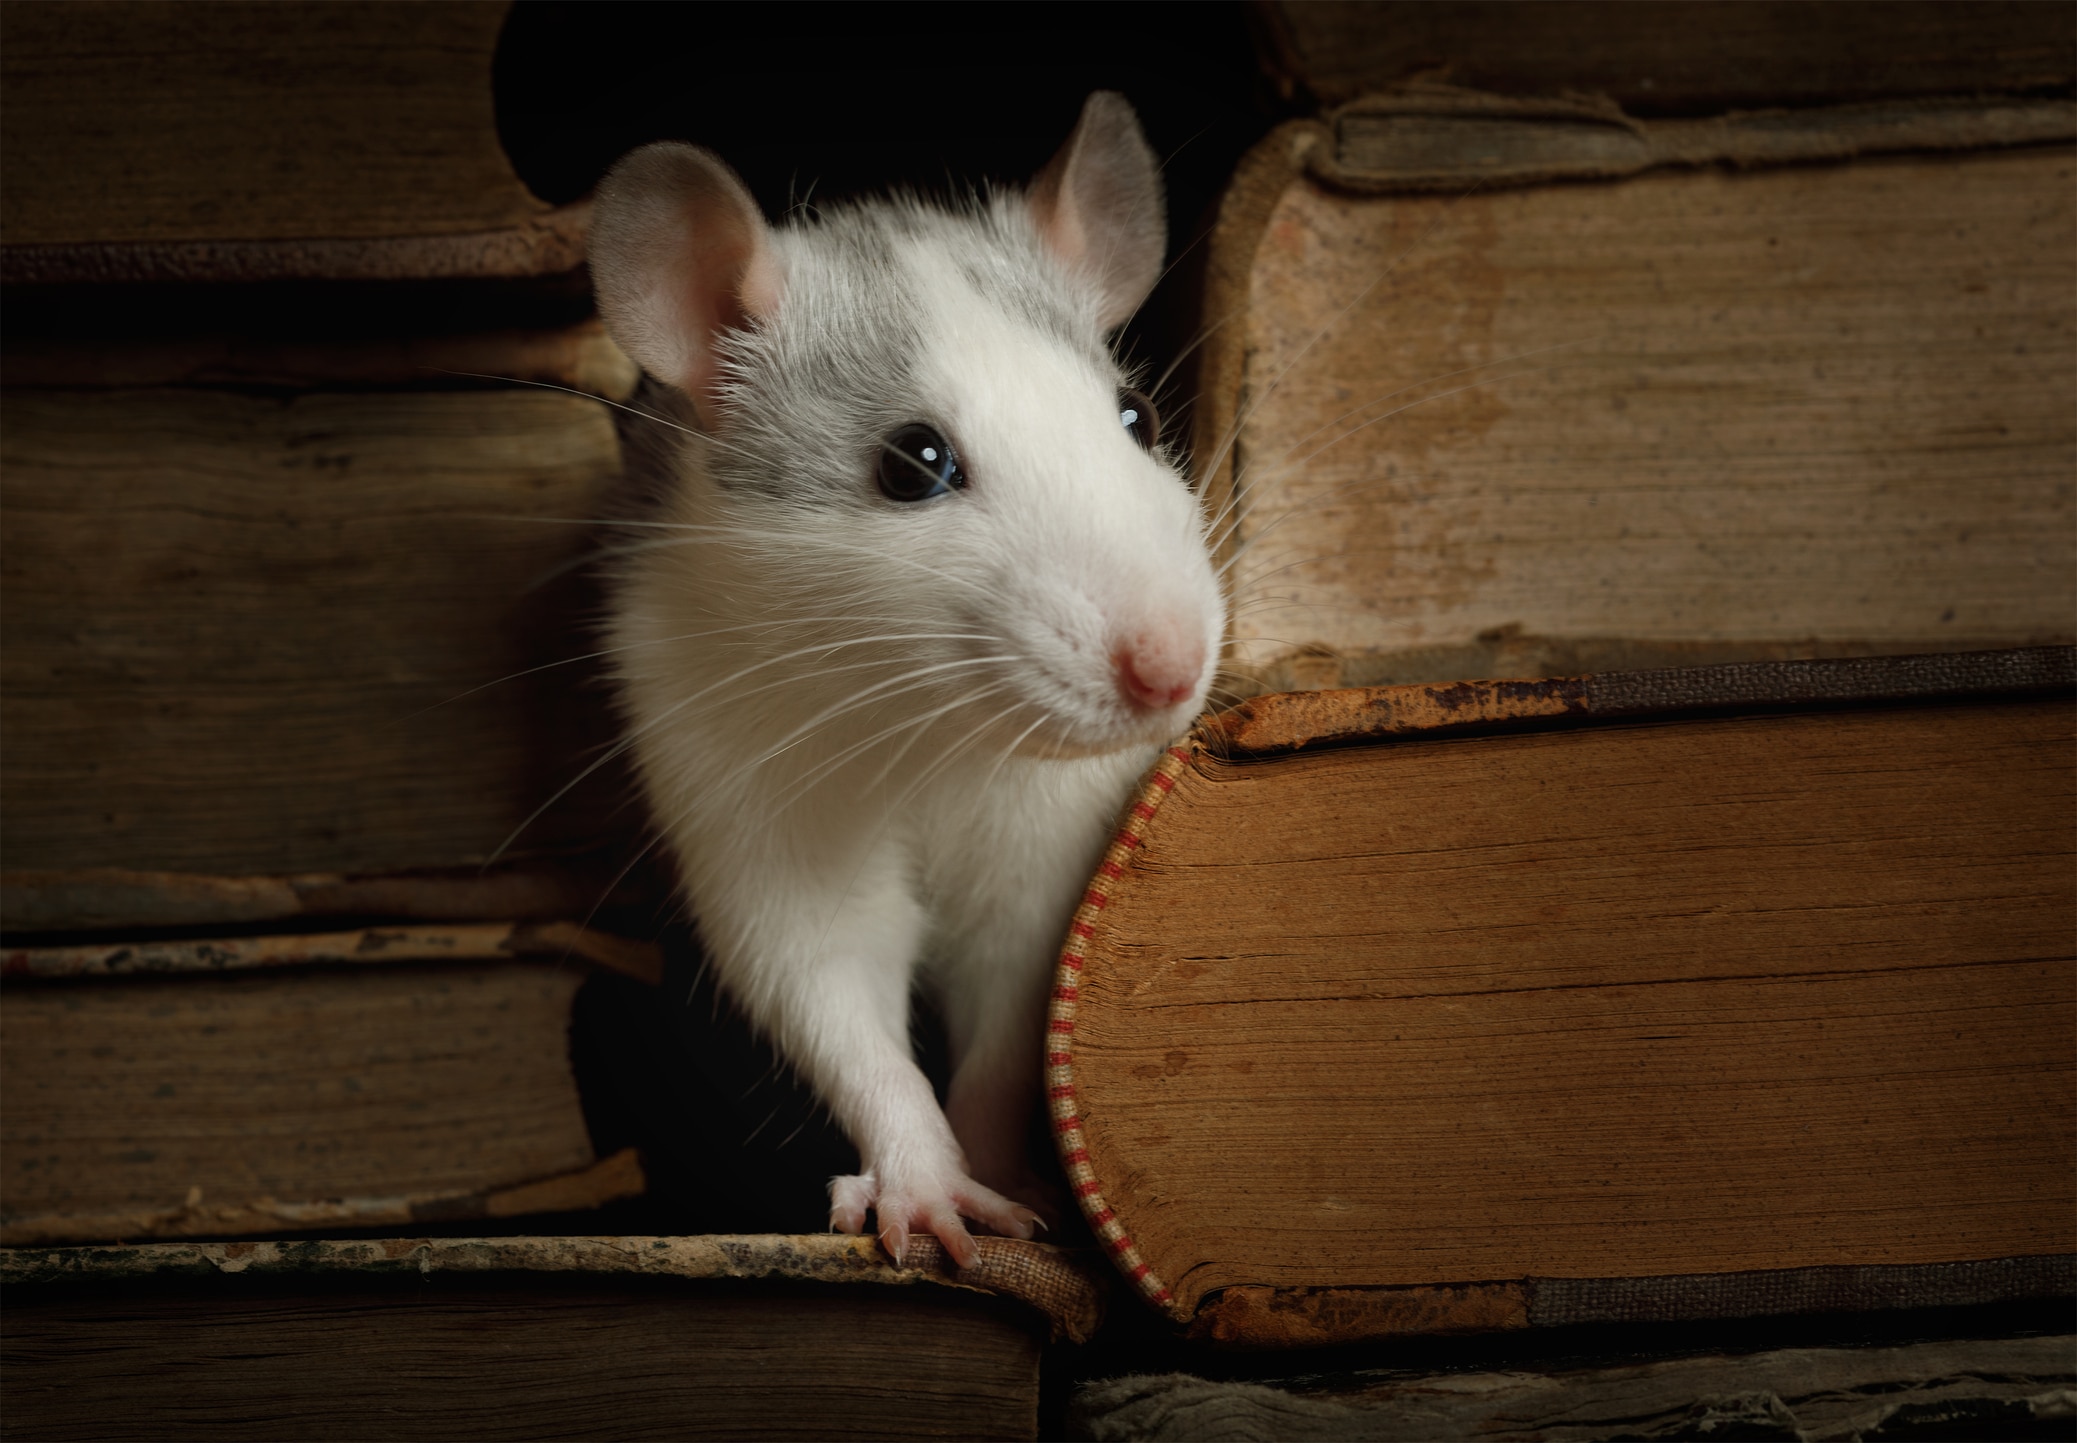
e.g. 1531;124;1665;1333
1029;92;1167;333
589;143;783;414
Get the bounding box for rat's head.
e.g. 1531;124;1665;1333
591;94;1224;761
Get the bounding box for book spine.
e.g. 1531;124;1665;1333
1047;744;1194;1316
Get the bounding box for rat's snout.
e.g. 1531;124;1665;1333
1112;620;1207;713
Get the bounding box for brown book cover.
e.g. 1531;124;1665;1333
0;924;659;1245
1048;648;2075;1343
1193;91;2075;697
1;1234;1106;1441
0;385;630;931
0;1;588;283
1252;1;2077;113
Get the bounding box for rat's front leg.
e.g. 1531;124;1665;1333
940;943;1061;1226
698;855;1039;1266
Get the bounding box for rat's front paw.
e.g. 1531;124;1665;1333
827;1167;1040;1267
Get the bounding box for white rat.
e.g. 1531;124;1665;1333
587;92;1224;1265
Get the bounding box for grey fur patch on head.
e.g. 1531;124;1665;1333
950;201;1102;356
702;191;1120;504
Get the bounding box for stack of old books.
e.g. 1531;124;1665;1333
1057;0;2076;1360
0;6;1096;1438
1;0;643;1239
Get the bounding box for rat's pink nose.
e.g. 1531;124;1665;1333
1114;626;1206;712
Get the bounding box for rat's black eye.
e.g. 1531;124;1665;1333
1119;390;1159;451
877;423;966;503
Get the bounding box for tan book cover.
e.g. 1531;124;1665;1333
1048;650;2075;1342
0;1;589;283
0;923;661;1246
1;387;626;925
2;1235;1106;1441
1194;93;2075;696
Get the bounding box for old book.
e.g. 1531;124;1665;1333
0;385;634;932
0;1;586;284
0;318;638;401
0;923;659;1245
1;1234;1106;1441
1047;649;2076;1344
1253;2;2077;113
1195;91;2076;694
1072;1334;2077;1441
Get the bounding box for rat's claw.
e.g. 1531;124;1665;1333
882;1197;977;1268
828;1171;875;1235
951;1179;1038;1241
854;1167;1033;1269
925;1210;980;1268
865;1188;981;1268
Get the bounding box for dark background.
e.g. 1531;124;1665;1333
495;2;1277;219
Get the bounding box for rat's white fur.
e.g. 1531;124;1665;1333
594;95;1222;1263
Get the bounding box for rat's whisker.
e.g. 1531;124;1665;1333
494;644;1000;862
740;655;1023;774
767;680;1022;812
407;623;1000;722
